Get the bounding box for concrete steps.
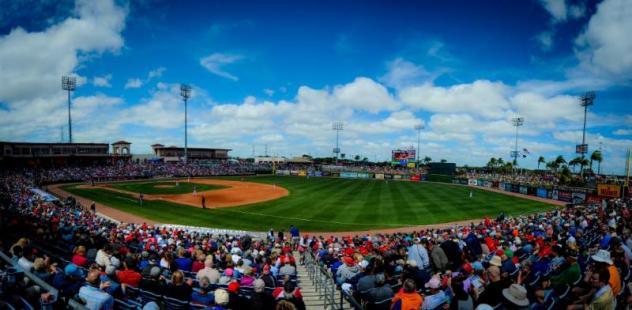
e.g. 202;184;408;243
294;251;353;310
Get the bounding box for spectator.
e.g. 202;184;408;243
407;237;430;270
428;239;448;272
78;269;114;310
197;256;220;284
391;278;423;310
139;266;165;294
476;266;505;307
273;281;305;310
72;245;89;267
252;278;274;310
190;276;215;306
367;273;394;303
116;258;142;288
164;270;193;301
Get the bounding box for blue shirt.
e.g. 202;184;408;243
190;290;215;305
175;257;193;272
78;285;114;310
290;226;299;237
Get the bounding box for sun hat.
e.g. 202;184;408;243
489;256;502;267
214;289;229;305
502;284;529;307
591;249;613;265
475;304;493;310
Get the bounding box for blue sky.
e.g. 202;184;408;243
0;0;631;174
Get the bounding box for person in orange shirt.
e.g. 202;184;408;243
391;278;423;310
590;250;621;296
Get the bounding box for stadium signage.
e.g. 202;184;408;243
597;184;621;198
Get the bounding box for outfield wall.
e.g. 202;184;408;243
274;169;618;205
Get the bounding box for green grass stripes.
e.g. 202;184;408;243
62;176;556;232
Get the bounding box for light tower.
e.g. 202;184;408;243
332;121;343;163
578;91;595;174
61;75;77;143
414;124;424;166
511;117;524;168
180;84;192;163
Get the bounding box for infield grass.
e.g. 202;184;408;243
109;181;226;195
62;176;556;232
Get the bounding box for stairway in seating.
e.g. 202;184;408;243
294;251;353;310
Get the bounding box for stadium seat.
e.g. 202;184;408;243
139;289;161;304
163;296;189;310
114;298;142;310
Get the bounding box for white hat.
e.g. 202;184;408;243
359;260;369;269
214;289;229;305
591;249;613;265
489;255;502;267
502;284;529;306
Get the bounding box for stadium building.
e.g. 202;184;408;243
0;141;132;168
150;144;231;162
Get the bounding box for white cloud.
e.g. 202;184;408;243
399;80;510;118
200;53;243;81
574;0;632;81
125;78;143;89
147;67;166;79
264;88;274;96
0;0;127;141
536;31;554;51
613;129;632;136
380;58;433;89
538;0;585;23
92;74;112;87
333;77;399;113
510;92;583;124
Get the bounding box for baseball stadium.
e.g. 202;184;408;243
2;1;632;310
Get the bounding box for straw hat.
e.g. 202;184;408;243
489;255;502;267
502;284;529;307
591;250;613;265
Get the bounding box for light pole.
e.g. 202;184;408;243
61;76;77;143
578;91;595;174
180;84;192;163
332;121;343;164
414;124;424;166
511;117;524;171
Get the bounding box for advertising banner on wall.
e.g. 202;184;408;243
503;183;511;191
393;175;402;180
527;186;537;196
586;194;602;204
552;189;559;200
340;172;358;178
511;184;520;193
571;192;586;204
537;188;548;198
421;174;428;181
357;173;369;179
315;171;323;177
277;169;290;176
375;173;385;180
558;190;572;202
290;170;299;176
410;174;421;181
384;174;393;180
597;184;622;198
298;170;307;176
519;186;528;195
492;181;500;188
468;179;477;186
484;181;492;187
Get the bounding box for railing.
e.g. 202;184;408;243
0;251;87;310
303;249;338;310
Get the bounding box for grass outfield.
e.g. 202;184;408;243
62;176;555;232
109;181;226;195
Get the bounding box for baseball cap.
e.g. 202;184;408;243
64;263;82;277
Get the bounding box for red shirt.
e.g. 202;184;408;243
191;261;204;273
72;255;88;267
117;269;142;287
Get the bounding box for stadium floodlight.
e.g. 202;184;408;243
414;124;424;165
332;121;344;163
578;91;595;174
180;84;192;163
511;117;524;169
62;75;77;143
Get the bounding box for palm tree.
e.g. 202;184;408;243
497;157;504;167
546;160;559;172
590;150;603;174
423;156;432;165
569;157;582;173
555;155;566;167
488;157;497;170
537;156;545;170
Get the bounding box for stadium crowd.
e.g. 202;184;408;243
1;166;631;310
308;196;632;309
0;174;306;310
12;160;271;184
